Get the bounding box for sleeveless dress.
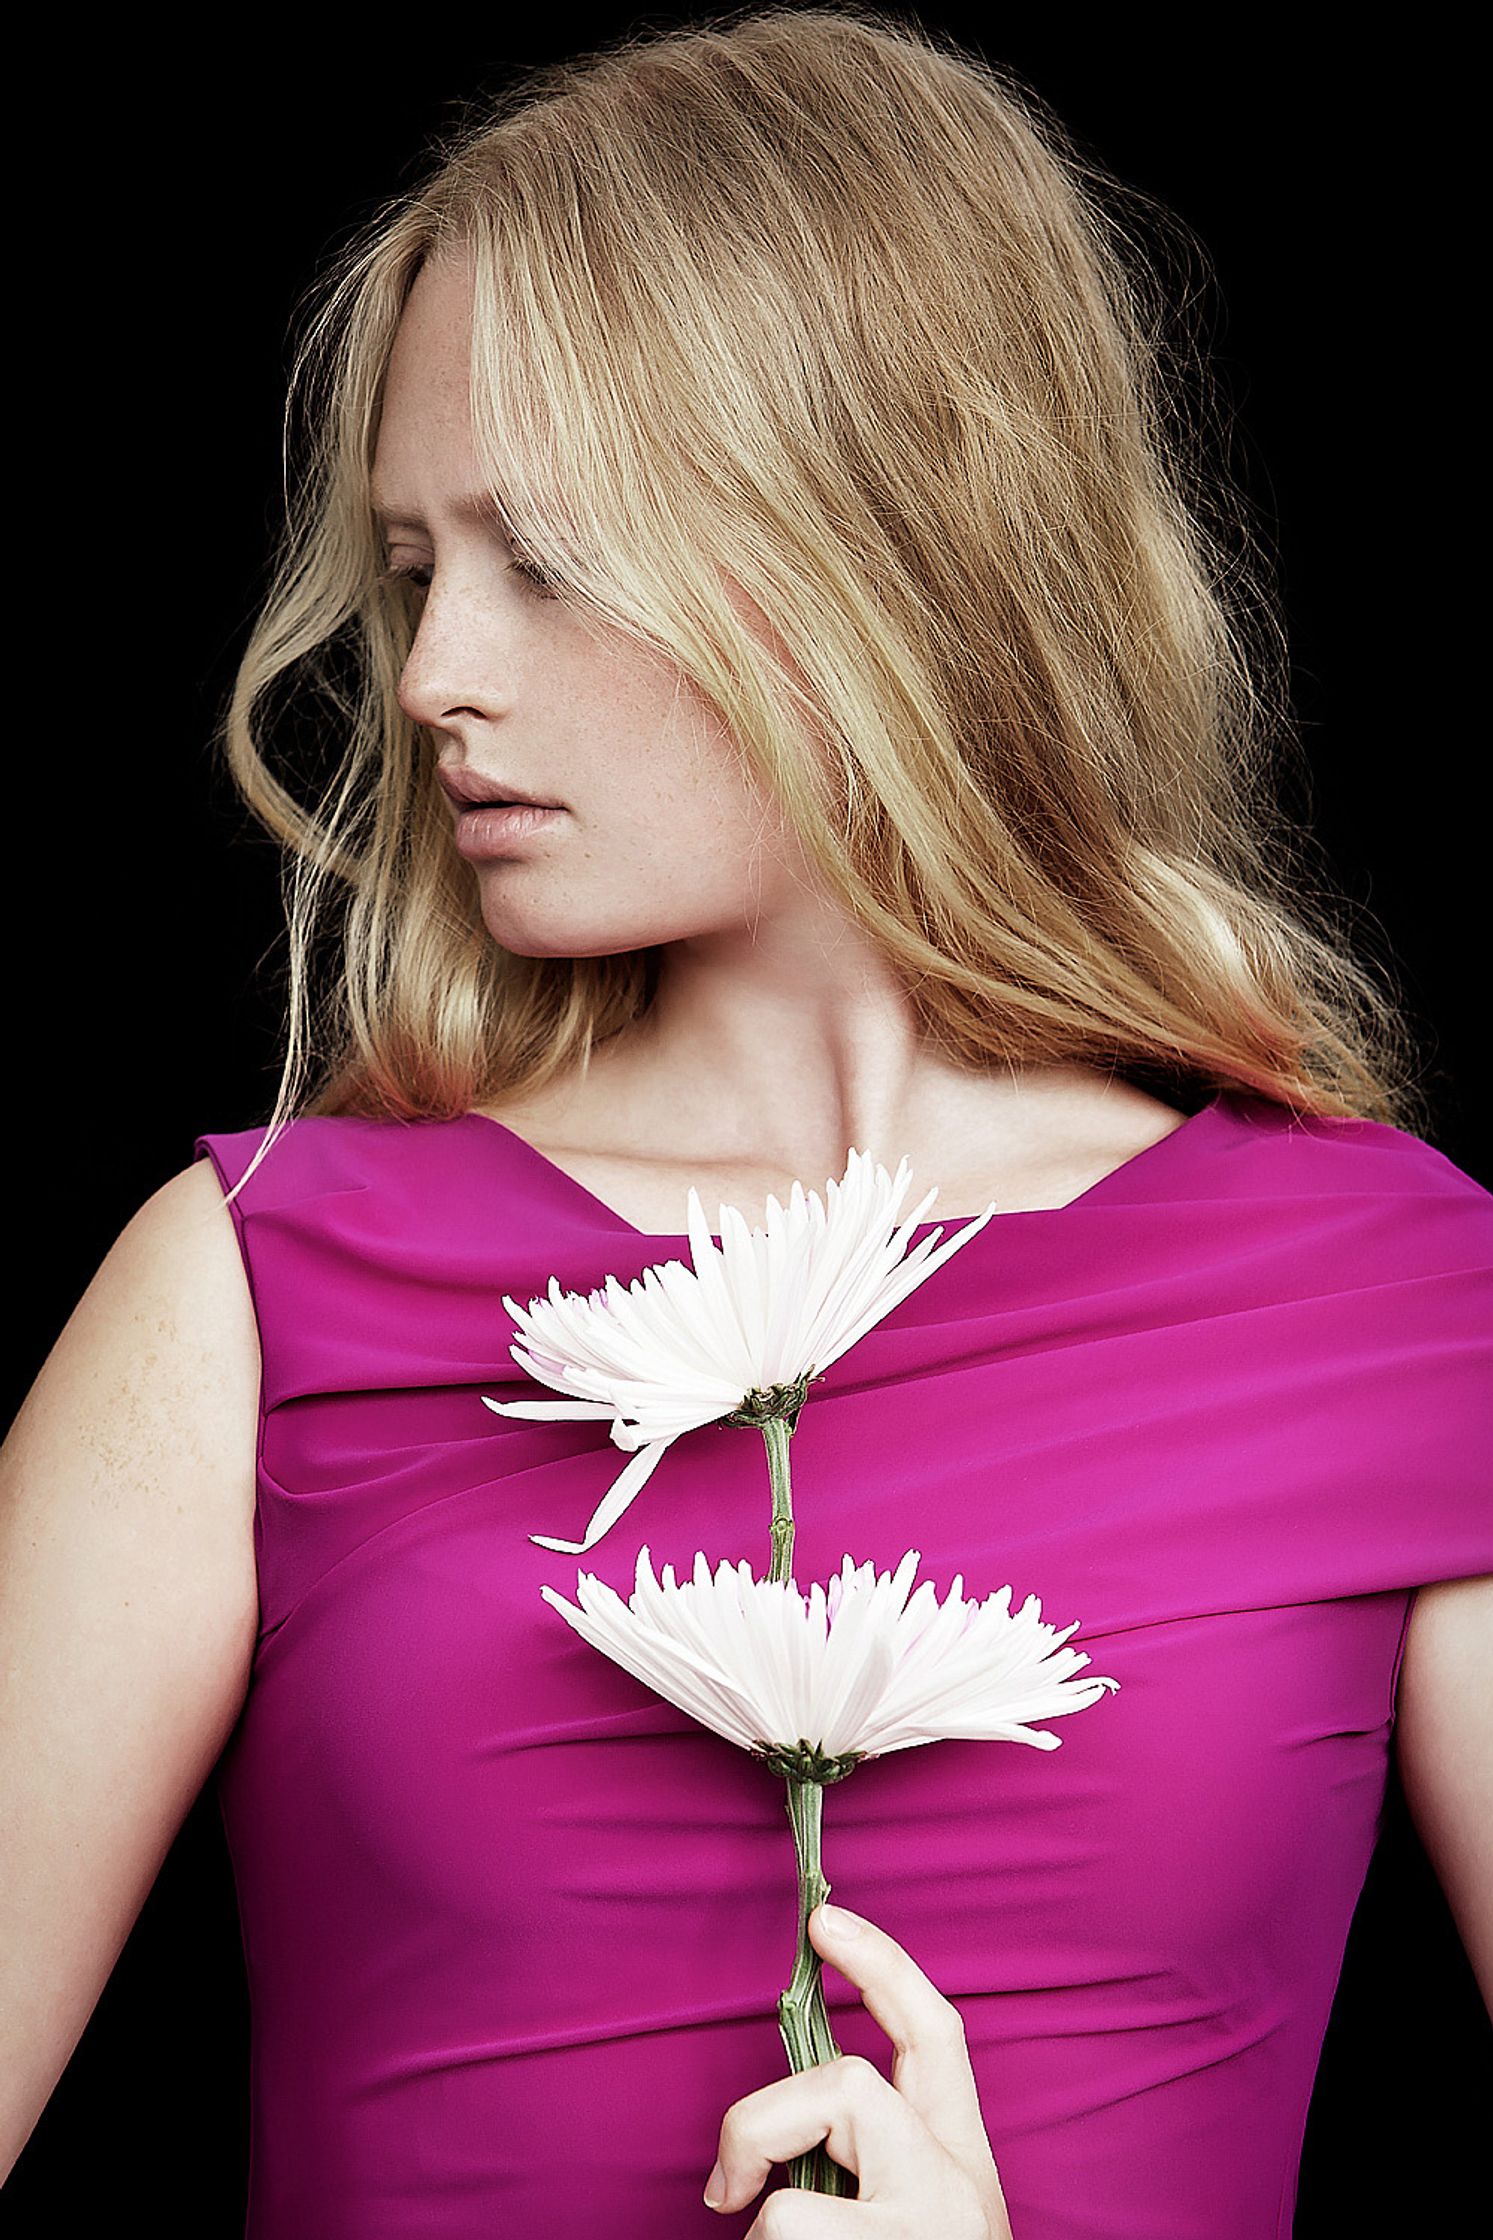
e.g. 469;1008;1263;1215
192;1088;1493;2239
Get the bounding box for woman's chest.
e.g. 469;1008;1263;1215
465;1099;1188;1233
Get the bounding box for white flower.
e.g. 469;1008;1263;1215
539;1544;1119;1767
484;1148;997;1555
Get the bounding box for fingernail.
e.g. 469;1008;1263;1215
703;2160;726;2207
819;1900;862;1937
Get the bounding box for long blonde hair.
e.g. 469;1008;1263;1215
215;1;1430;1198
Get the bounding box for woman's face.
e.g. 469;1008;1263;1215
370;253;814;960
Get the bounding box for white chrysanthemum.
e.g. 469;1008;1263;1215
484;1147;997;1554
540;1545;1119;1766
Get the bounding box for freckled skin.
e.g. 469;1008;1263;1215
371;253;1186;1216
374;253;815;972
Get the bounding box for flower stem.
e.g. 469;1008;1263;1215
762;1416;795;1584
776;1777;857;2197
758;1418;853;2192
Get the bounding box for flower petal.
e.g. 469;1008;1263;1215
527;1439;673;1555
538;1544;1118;1767
492;1148;1002;1552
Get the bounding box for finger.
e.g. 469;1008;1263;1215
808;1902;1002;2186
739;2195;863;2237
706;2049;959;2213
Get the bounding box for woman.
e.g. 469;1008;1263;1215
3;7;1488;2234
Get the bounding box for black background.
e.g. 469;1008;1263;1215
7;6;1488;2232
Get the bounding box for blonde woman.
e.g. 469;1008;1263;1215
4;8;1488;2235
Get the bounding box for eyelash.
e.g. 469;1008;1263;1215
380;555;556;599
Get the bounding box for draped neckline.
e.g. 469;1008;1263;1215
458;1089;1228;1244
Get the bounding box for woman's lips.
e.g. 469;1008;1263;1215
453;802;567;858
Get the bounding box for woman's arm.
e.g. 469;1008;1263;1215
0;1160;261;2178
1394;1573;1493;2015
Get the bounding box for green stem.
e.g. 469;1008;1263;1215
776;1778;857;2197
762;1414;795;1584
757;1416;855;2194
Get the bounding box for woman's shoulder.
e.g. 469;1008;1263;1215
1210;1090;1493;1287
1220;1090;1490;1207
192;1107;465;1204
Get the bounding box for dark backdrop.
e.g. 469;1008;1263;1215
7;7;1487;2232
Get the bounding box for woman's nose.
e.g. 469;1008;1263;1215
395;582;514;732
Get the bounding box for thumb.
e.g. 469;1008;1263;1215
808;1901;1004;2195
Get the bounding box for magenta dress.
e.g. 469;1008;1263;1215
193;1087;1492;2239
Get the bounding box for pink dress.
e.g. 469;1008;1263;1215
193;1087;1493;2238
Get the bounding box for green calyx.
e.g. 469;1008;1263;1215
751;1737;866;1785
720;1373;813;1435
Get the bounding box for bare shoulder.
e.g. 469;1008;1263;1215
3;1154;261;1534
124;1150;258;1274
89;1154;257;1367
0;1163;261;2171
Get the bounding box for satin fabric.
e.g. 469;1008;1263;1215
193;1088;1493;2238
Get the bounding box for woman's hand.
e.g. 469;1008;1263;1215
703;1900;1014;2236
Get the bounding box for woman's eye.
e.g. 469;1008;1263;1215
506;554;559;598
379;556;557;601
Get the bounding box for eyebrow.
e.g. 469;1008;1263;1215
368;489;514;534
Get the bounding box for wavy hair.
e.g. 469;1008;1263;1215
213;1;1430;1202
